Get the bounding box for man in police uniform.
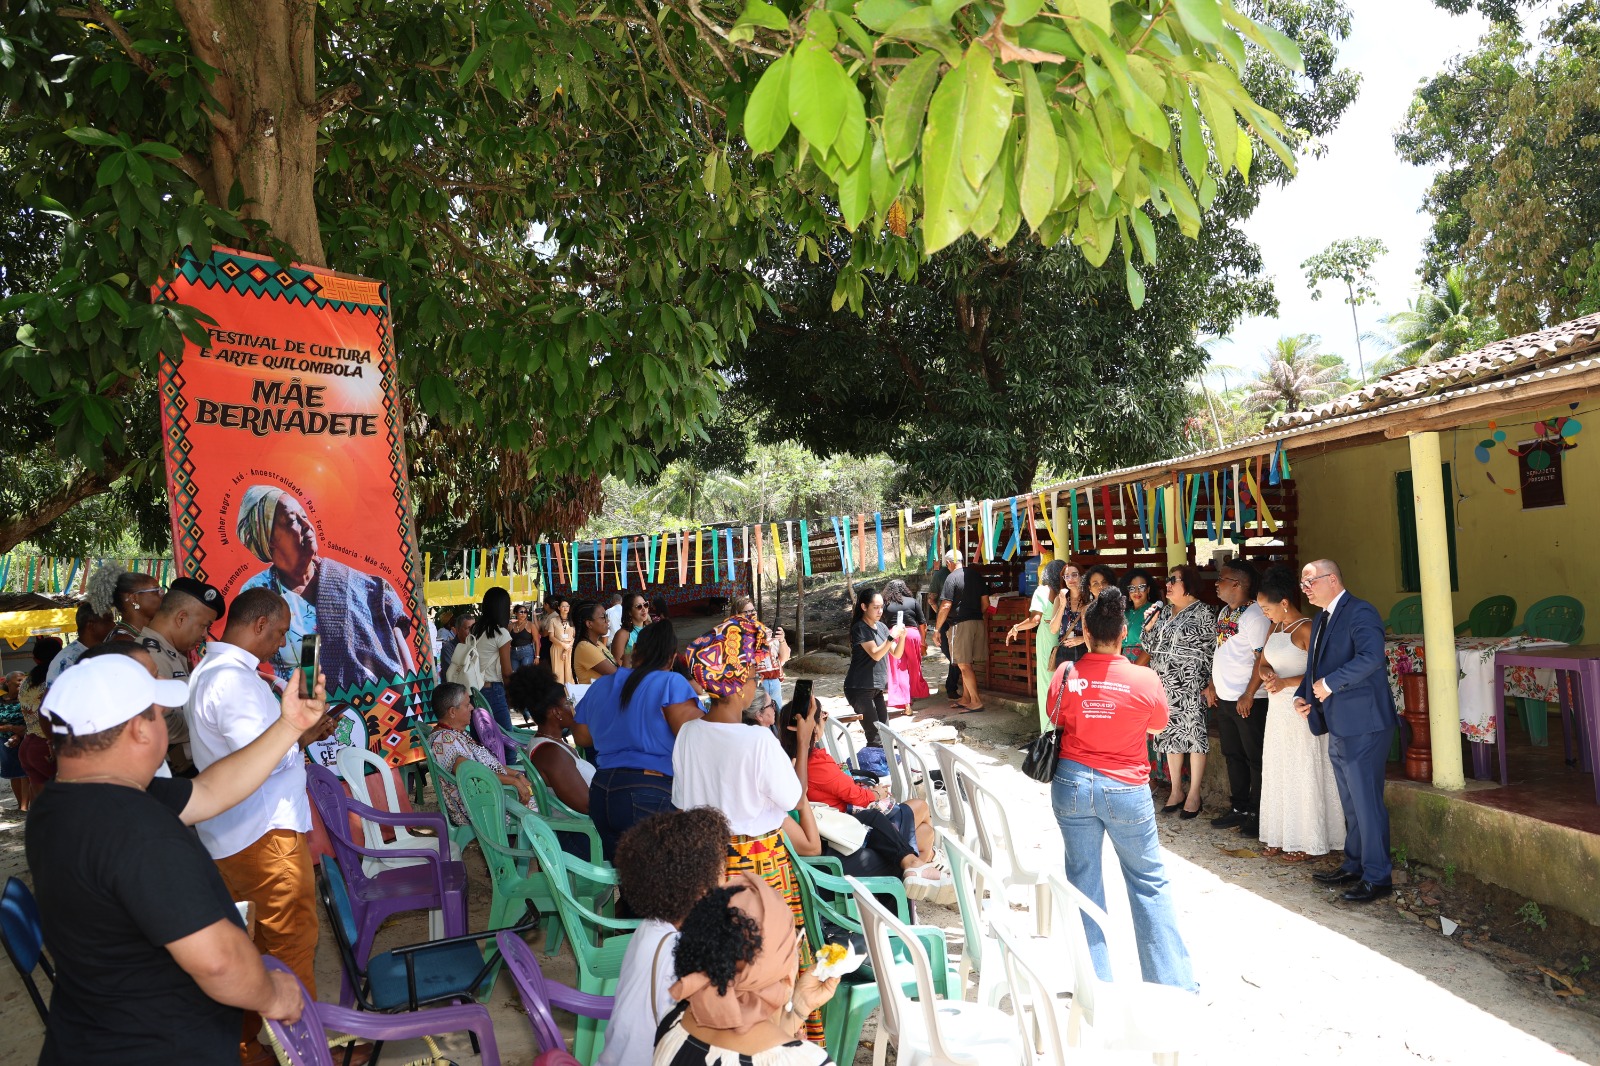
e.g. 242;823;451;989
141;577;225;772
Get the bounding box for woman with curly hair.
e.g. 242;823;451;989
86;562;164;644
1142;564;1217;819
656;874;840;1066
506;663;595;814
598;807;732;1066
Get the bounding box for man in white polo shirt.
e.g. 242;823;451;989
1206;558;1272;839
186;587;334;1066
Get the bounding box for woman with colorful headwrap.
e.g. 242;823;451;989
655;872;840;1066
673;616;827;1043
236;484;416;697
570;619;704;861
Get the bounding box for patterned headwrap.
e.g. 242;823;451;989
684;615;766;700
237;484;288;563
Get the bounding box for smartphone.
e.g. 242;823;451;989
892;610;902;628
299;633;320;699
793;679;815;715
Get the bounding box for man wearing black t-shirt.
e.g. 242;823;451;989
26;654;327;1065
935;550;990;712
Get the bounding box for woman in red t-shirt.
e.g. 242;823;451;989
777;690;951;901
1046;587;1196;993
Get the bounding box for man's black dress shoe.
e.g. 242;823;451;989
1312;869;1361;885
1210;810;1246;829
1341;880;1393;903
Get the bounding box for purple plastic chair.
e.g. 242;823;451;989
306;765;469;1004
262;957;500;1066
471;704;520;768
496;929;614;1055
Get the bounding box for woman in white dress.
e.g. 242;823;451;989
1255;565;1345;861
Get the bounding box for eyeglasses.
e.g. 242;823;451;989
1217;578;1238;587
1127;584;1149;592
1300;573;1334;589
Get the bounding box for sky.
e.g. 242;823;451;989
1204;0;1525;388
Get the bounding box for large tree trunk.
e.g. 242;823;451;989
0;455;131;555
175;0;328;265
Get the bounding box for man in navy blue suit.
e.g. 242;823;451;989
1293;559;1398;902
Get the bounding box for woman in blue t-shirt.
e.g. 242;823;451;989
571;620;703;859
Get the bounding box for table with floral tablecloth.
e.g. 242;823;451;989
1384;635;1566;741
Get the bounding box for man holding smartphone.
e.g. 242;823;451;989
185;588;337;1066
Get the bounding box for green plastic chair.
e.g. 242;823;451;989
521;812;638;1066
1386;595;1423;635
513;746;603;840
1505;596;1586;747
1454;595;1518;638
419;732;477;858
455;761;566;967
1511;596;1586;644
786;837;953;1066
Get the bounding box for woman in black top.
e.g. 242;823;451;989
843;587;905;748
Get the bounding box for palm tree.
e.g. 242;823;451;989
1244;335;1347;415
1373;266;1487;374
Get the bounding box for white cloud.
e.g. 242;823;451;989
1207;0;1551;382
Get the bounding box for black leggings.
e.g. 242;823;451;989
845;687;888;747
828;807;919;878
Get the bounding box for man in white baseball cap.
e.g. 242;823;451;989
25;653;328;1065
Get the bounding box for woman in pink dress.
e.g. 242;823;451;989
881;579;930;712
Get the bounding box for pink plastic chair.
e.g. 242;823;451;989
305;765;469;1005
263;957;499;1065
496;928;614;1054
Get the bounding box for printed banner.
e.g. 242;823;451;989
155;247;430;767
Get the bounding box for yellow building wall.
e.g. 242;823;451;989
1294;403;1595;623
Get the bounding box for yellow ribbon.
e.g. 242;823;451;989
771;522;786;580
1244;460;1278;533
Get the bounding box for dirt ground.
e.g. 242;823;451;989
3;637;1600;1065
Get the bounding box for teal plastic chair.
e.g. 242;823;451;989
521;812;637;1065
1506;596;1587;747
455;762;565;970
1386;595;1423;635
1511;596;1586;644
1455;595;1518;638
786;837;953;1066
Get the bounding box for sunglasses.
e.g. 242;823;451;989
1164;575;1180;585
1128;584;1149;592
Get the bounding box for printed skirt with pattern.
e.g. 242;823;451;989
727;829;826;1044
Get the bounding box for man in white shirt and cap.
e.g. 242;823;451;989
186;586;335;1065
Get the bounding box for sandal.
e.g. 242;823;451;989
1278;851;1311;863
1261;846;1283;857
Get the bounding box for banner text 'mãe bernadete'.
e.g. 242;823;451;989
156;246;432;767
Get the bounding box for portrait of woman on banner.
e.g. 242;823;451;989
237;483;417;695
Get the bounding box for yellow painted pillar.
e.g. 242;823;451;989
1408;431;1466;790
1164;483;1186;570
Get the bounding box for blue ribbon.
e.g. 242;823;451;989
874;512;885;571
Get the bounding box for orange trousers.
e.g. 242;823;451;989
214;829;318;1055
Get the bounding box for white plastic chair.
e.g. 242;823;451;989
937;829;1010;1008
1046;872;1199;1064
877;722;954;831
847;875;1025;1066
335;746;461;877
932;742;983;845
990;921;1072;1066
954;763;1052;935
823;714;861;773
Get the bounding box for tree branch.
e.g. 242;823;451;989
0;451;132;555
308;82;361;122
631;0;724;120
55;2;171;89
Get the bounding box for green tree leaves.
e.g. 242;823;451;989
725;0;1305;293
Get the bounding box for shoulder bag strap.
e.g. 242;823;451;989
649;931;673;1019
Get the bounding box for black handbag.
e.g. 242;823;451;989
1022;666;1072;783
1021;729;1061;783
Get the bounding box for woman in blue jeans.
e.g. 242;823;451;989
570;620;703;859
1048;586;1197;992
